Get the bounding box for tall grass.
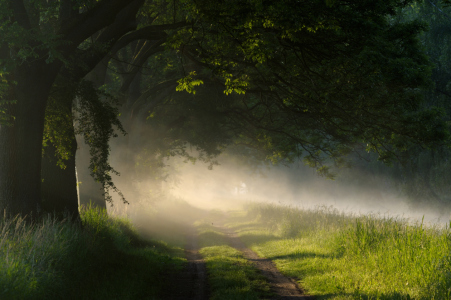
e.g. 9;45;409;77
244;203;451;299
0;213;80;299
0;206;185;300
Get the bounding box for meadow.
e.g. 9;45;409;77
223;202;451;300
3;198;451;300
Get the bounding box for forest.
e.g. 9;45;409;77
1;0;451;299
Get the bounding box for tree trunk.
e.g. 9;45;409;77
41;131;80;221
75;138;107;210
0;63;57;218
0;0;145;219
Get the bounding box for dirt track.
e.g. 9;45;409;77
167;219;312;299
166;225;209;300
165;212;314;300
213;223;313;300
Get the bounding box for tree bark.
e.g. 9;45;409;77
0;62;58;218
0;0;186;218
0;0;147;218
41;123;80;221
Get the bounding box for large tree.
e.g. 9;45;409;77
0;0;175;217
0;0;197;217
0;0;448;218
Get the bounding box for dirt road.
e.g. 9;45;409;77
166;226;209;300
167;220;312;299
213;223;313;300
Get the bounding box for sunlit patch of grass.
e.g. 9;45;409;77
0;206;186;299
197;221;271;300
230;203;451;300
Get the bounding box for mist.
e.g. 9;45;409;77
103;140;451;227
170;159;448;223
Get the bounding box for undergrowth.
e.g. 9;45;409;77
0;207;185;300
235;203;451;300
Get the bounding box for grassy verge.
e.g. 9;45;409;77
0;207;186;300
196;219;271;300
226;203;451;300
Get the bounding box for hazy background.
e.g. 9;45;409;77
105;145;451;226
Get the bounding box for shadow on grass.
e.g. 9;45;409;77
319;291;415;300
228;221;268;232
269;251;335;261
238;232;281;246
61;230;185;300
204;254;271;300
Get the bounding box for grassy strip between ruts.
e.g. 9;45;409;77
196;219;271;300
225;203;451;300
0;206;186;300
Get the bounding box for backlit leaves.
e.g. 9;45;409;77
176;71;204;94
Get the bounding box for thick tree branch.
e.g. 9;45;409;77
92;0;144;46
111;21;190;53
58;0;145;54
120;41;166;93
62;0;144;81
131;79;179;113
8;0;31;30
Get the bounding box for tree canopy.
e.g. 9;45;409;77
0;0;449;217
169;0;448;174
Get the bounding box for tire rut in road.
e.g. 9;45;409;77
214;223;314;300
166;225;208;300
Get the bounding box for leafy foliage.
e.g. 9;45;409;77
43;76;127;204
75;80;127;204
167;0;450;176
43;78;77;168
337;0;451;206
176;71;204;94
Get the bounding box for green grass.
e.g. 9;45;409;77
196;220;271;300
226;203;451;300
0;206;186;300
8;199;448;300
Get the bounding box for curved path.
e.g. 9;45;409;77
166;219;312;299
214;222;314;300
